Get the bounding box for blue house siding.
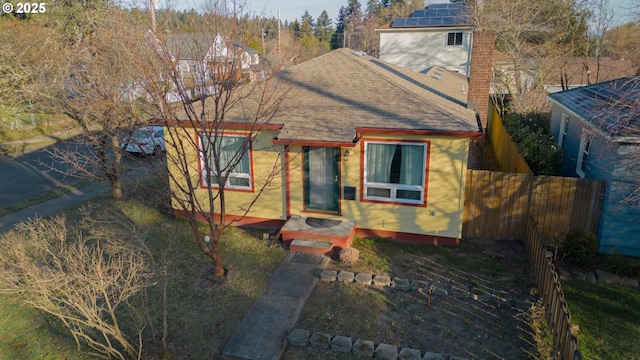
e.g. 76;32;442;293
549;104;615;179
599;179;640;256
550;104;640;257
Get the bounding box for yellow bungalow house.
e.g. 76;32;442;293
166;48;484;251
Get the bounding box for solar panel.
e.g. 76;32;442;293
406;18;419;26
390;2;472;28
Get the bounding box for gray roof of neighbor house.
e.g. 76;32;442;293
166;34;216;60
179;49;481;144
548;76;640;140
384;2;473;29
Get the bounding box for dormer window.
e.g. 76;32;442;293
447;32;463;46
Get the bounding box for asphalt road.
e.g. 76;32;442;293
0;137;159;216
0;145;78;209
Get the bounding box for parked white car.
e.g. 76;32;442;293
120;126;165;155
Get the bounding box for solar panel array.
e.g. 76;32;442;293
391;3;472;28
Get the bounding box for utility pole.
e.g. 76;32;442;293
149;0;157;33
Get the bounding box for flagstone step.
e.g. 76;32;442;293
290;239;334;256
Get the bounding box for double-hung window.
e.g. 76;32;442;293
576;130;592;178
447;32;463;46
200;133;252;190
558;114;569;148
363;141;427;205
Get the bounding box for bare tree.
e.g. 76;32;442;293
484;0;590;113
44;3;154;200
0;215;153;360
140;0;292;280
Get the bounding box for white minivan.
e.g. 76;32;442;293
120;126;165;156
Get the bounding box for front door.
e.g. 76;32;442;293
304;147;339;212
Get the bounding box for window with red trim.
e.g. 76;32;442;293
199;133;253;190
363;141;427;204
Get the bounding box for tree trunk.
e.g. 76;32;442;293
109;135;123;201
210;227;225;278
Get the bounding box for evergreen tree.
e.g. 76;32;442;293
331;6;348;49
314;10;334;43
299;11;314;38
289;19;300;38
301;10;315;30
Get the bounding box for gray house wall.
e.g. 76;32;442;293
550;103;640;256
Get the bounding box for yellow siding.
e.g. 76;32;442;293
166;127;285;221
168;127;469;239
288;135;469;239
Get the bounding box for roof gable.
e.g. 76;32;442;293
548;76;640;140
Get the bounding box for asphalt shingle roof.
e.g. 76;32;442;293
192;49;481;144
548;76;640;140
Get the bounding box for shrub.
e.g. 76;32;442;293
562;232;598;265
502;112;562;175
338;247;360;266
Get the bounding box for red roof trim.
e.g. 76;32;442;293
356;128;483;137
272;139;358;147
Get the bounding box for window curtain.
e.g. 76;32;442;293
218;136;249;174
399;144;424;186
366;143;396;183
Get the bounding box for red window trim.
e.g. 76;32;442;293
359;138;430;207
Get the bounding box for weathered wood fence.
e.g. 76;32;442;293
487;105;532;174
463;170;605;243
525;216;582;360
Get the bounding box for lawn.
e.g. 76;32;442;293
0;177;541;359
0;183;288;359
0;105;75;144
563;281;640;359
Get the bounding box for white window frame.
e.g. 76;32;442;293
363;141;427;205
446;32;463;46
576;130;592;178
558;113;569;148
199;133;252;190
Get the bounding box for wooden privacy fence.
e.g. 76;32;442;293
463;170;605;242
487;105;532;174
525;217;582;360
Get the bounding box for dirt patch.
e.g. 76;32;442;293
283;238;538;359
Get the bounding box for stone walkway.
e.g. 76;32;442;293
221;252;329;360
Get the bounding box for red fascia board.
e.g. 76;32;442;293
272;139;358;147
356;128;483;138
163;119;283;131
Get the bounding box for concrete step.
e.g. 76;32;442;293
290;239;334;256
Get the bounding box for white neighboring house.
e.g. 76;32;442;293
376;2;474;76
162;33;260;102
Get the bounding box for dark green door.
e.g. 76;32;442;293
304;147;339;212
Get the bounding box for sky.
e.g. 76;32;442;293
247;0;449;24
246;0;637;25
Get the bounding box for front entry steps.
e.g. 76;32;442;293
290;239;334;255
280;215;356;256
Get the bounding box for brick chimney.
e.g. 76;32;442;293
468;29;495;131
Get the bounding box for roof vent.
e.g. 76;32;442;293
352;51;367;57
